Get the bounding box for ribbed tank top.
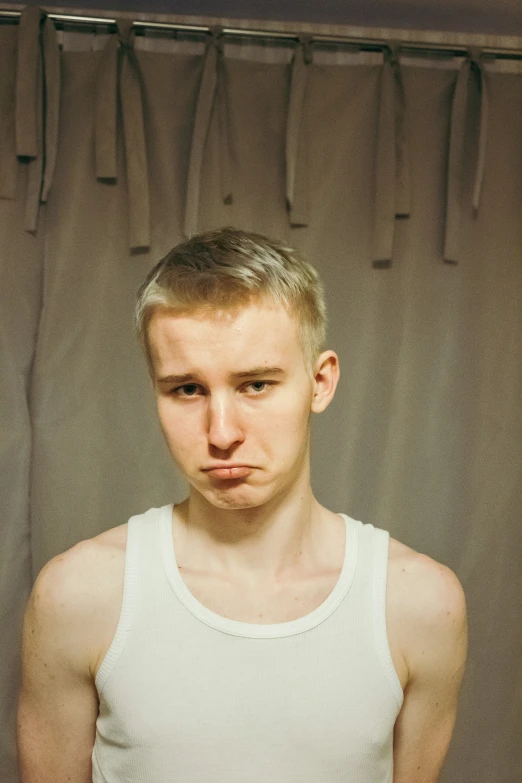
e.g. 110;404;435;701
91;504;404;782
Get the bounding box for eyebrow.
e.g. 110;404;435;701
156;367;286;384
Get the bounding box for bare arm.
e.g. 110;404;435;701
17;543;101;782
392;556;468;782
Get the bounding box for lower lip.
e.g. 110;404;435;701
206;466;253;479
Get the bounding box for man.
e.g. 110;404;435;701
17;227;467;782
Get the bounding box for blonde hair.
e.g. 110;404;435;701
134;226;328;376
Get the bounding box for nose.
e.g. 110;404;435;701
206;392;245;452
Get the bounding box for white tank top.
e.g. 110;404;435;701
91;504;403;782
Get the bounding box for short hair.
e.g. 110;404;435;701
134;226;328;377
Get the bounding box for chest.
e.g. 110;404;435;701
92;533;411;693
178;559;409;690
177;566;343;624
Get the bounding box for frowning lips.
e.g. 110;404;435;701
203;465;255;479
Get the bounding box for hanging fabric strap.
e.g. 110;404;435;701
0;15;23;199
217;37;232;208
472;58;489;213
118;20;150;249
14;6;60;231
285;36;312;227
443;48;489;264
95;33;118;179
95;19;150;250
40;18;60;203
184;27;232;238
15;5;41;160
372;44;411;267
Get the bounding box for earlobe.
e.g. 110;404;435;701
311;388;334;413
311;396;328;414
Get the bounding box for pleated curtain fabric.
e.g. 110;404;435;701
1;10;521;783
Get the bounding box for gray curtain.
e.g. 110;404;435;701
1;9;521;783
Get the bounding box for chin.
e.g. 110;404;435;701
206;486;265;509
194;479;271;510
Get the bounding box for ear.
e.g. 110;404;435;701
310;350;340;413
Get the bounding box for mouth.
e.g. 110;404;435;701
204;466;254;480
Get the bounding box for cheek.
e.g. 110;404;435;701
157;402;195;447
261;398;311;443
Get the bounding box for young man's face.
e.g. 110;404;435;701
148;297;335;510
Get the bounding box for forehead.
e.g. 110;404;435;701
148;300;302;372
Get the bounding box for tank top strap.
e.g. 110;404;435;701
95;506;165;695
356;521;404;709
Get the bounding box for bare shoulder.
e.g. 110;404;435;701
40;523;128;589
388;535;467;615
33;524;129;678
387;536;468;685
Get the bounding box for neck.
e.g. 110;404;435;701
175;482;326;583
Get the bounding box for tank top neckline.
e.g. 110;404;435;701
159;503;360;638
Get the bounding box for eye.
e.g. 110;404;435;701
246;381;272;393
172;384;200;397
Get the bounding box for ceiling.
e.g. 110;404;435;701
2;0;522;36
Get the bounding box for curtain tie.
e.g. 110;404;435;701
40;17;60;203
285;36;312;227
0;20;21;199
184;27;231;238
95;19;150;250
443;48;489;264
14;6;60;231
372;43;411;267
216;34;232;209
